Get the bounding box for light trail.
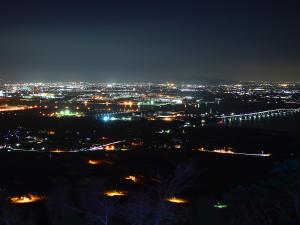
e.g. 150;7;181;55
87;140;126;151
0;105;40;112
198;148;271;157
5;140;126;153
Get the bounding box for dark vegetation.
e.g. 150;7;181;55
0;116;299;224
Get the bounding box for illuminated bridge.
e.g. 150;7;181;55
218;108;300;121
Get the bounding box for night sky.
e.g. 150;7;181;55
0;0;300;82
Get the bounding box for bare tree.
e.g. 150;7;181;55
44;162;195;225
124;191;153;225
49;181;119;225
224;185;275;225
97;196;119;225
273;159;300;225
47;186;80;225
152;161;195;225
46;179;120;225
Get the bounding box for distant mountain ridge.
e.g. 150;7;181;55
162;76;236;85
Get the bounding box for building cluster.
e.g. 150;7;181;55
0;81;299;153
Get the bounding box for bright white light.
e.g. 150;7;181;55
103;116;110;122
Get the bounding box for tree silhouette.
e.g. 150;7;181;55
223;158;300;225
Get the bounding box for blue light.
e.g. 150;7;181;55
102;116;110;122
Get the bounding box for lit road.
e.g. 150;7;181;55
5;140;126;152
198;149;271;157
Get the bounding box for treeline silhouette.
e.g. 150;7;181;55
1;158;300;225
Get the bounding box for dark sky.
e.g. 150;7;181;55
0;0;300;82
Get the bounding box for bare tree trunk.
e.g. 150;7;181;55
292;192;300;225
2;218;11;225
153;201;165;225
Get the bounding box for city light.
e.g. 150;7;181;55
214;202;228;209
104;191;128;197
49;149;65;153
0;105;39;112
105;145;115;151
124;175;139;183
0;0;299;222
88;159;102;165
10;194;46;204
102;116;110;122
198;147;272;157
166;197;189;204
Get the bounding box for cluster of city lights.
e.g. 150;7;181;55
166;197;189;204
0;105;39;112
124;175;139;183
10;194;46;204
104;190;128;197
